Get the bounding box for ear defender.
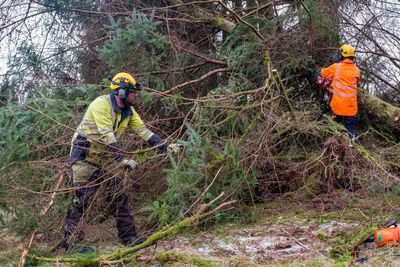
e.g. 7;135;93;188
337;49;342;61
117;88;127;99
116;77;128;99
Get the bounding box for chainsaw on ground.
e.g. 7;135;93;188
352;219;400;263
373;220;400;247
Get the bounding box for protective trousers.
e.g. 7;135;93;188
62;161;137;247
334;115;356;139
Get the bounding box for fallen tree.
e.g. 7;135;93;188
359;90;400;137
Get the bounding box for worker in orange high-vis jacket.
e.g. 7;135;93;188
319;44;361;139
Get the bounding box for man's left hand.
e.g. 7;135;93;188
167;143;183;154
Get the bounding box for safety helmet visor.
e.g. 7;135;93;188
126;82;143;92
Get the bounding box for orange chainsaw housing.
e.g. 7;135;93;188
374;227;400;247
315;75;332;90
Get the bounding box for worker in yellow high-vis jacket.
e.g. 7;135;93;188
58;72;182;250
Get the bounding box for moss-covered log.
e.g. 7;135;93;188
359;90;400;137
155;251;222;266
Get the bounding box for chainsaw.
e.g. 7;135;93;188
352;219;400;263
314;74;332;91
374;220;400;247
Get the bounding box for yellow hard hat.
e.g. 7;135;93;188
110;72;137;90
339;44;355;57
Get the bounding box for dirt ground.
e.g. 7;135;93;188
152;220;345;265
80;193;400;266
3;193;400;266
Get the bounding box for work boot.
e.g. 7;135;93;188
54;238;70;252
72;245;95;254
54;229;85;253
349;136;356;148
122;235;146;246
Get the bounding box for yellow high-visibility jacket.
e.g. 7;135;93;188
70;93;165;165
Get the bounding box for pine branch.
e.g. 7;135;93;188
18;169;66;267
217;0;267;42
164;68;230;94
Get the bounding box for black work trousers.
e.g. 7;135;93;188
63;164;137;246
334;115;357;139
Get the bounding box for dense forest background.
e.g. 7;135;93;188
0;0;399;266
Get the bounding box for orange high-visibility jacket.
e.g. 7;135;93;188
320;59;360;116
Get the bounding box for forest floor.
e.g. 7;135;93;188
139;192;400;266
2;191;400;266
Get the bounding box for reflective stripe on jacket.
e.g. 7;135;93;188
320;59;360;116
71;93;156;165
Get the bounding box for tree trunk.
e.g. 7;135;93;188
359;90;400;137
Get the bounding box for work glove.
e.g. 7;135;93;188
167;143;183;154
311;71;320;82
121;159;139;170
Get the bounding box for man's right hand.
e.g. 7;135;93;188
121;159;139;170
167;143;183;154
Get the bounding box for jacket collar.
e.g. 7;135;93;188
341;58;354;64
109;93;133;116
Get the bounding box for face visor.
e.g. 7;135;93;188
126;82;143;96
